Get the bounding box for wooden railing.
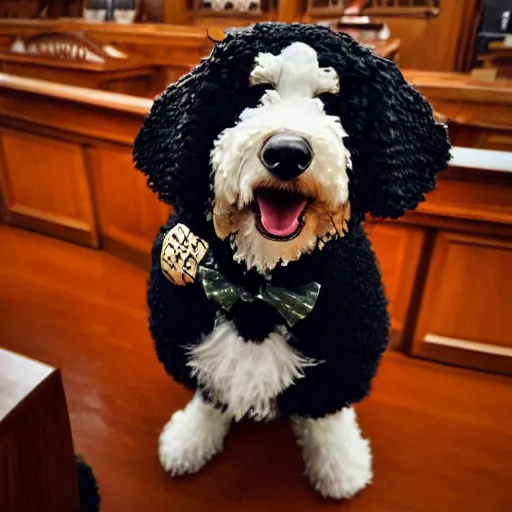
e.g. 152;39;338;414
0;73;510;374
0;73;167;267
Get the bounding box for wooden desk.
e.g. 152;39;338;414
0;348;78;511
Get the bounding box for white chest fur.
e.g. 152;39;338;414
186;318;318;421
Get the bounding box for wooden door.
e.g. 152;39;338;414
412;231;512;375
366;222;427;350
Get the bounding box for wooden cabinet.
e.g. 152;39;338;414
0;73;168;266
412;232;512;374
365;223;427;349
0;128;98;247
366;148;512;369
373;162;512;375
88;145;170;267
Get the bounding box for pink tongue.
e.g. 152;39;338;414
256;190;307;237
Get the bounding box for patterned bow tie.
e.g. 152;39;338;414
198;261;321;327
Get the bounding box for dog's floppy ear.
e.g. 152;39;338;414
132;35;255;225
133;74;198;210
354;61;451;219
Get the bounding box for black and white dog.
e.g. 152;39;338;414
134;23;450;499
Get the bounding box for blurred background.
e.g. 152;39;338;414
0;1;510;511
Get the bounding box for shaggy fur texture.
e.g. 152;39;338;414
292;408;372;499
211;42;352;272
76;455;101;512
133;22;450;498
187;318;318;421
159;393;231;476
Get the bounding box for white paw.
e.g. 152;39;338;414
158;394;231;476
292;408;373;500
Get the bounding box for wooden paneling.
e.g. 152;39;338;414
481;133;512;152
301;0;479;71
0;56;153;95
0;128;98;247
415;169;512;227
365;223;427;349
404;70;512;151
142;0;166;22
412;232;512;374
0;348;79;512
0;19;212;93
0;73;165;265
0;0;40;19
277;0;301;23
88;146;169;267
477;41;512;79
371;0;482;71
0;30;156;96
0;0;485;72
1;72;511;376
164;0;190;24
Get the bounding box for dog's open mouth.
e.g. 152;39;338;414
253;188;308;241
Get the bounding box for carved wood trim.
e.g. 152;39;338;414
9;31;124;63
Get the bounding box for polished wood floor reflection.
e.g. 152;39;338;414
1;225;511;512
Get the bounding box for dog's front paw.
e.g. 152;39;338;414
158;394;231;476
292;408;372;500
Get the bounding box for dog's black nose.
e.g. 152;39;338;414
259;133;313;180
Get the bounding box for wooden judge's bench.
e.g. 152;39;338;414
0;73;510;379
0;1;510;377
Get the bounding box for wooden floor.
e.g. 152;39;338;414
1;225;511;512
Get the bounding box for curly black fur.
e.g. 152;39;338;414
134;23;451;418
76;455;100;512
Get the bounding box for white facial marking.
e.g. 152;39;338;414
211;42;350;274
249;42;340;98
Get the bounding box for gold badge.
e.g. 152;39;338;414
161;224;209;286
